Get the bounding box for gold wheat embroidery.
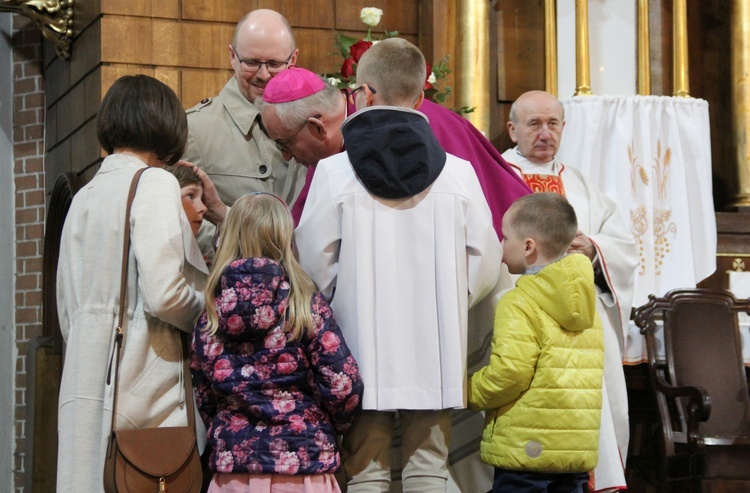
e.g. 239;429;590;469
629;143;649;199
652;140;671;201
653;208;677;275
631;205;648;276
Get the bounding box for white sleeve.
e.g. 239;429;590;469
294;164;341;301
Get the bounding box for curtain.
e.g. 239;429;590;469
557;95;717;363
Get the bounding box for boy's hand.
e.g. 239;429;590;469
177;160;227;225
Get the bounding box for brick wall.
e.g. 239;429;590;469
12;14;45;492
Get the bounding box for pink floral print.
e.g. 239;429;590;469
190;258;363;476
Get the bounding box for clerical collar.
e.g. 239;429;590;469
514;147;558;175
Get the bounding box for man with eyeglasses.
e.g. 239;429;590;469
182;9;306;225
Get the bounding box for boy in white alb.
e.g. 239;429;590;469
294;38;502;492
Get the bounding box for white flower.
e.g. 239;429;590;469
327;76;342;86
428;72;436;84
360;7;383;27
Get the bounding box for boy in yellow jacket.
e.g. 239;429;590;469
469;192;604;493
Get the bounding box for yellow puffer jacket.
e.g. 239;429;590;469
469;253;603;473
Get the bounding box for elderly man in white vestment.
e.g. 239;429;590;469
501;90;637;493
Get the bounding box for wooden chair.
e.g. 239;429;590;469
633;288;750;491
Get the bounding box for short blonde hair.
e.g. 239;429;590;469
507;193;578;259
356;38;426;107
204;193;317;340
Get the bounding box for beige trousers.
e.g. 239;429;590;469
342;409;452;493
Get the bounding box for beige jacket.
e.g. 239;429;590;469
56;154;208;492
183;77;306;207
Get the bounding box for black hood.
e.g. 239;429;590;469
341;107;446;199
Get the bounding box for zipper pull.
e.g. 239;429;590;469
159;476;167;492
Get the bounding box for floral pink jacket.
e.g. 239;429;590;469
190;257;363;475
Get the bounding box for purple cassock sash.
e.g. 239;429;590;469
291;99;531;237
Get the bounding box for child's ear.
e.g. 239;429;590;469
524;237;537;259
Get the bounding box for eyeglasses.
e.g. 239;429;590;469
347;84;377;105
231;46;294;74
274;115;321;154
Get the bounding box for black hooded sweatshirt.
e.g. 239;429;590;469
341;107;447;199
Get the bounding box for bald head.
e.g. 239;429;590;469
507;90;566;165
229;9;298;102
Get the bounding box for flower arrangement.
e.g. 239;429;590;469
325;7;466;111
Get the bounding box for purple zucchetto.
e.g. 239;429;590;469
263;67;326;104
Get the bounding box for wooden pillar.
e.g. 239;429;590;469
637;0;651;95
544;0;558;97
574;0;592;95
457;0;490;133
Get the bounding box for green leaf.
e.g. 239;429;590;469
335;32;359;58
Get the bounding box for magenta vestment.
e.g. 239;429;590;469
290;99;530;236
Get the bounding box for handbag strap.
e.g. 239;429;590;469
105;167;196;446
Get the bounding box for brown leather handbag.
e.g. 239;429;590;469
103;168;203;493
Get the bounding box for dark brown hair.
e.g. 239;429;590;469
163;164;202;189
96;75;187;165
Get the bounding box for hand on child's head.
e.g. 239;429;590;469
177;160;227;225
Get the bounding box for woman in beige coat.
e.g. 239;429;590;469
56;75;222;492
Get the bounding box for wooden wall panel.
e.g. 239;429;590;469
295;27;341;76
182;0;258;23
45;0;424;195
152;20;234;69
335;0;417;35
69;21;101;85
100;16;154;64
489;0;545;150
181;69;234;108
101;0;151;17
272;0;335;29
101;0;180;18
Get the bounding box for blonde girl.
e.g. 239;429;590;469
190;192;363;493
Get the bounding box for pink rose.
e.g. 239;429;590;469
204;340;224;357
213;359;233;382
269;438;289;455
215;451;234;472
246;460;263;473
318;448;336;468
216;288;237;314
276;352;298;375
241;364;254;378
345;394;361;412
227;414;248;432
289;414;307;434
320;331;340;354
264;328;287;350
272;391;296;413
226;314;245;335
330;372;353;399
254;363;271;381
274;451;300;475
254;305;278;330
